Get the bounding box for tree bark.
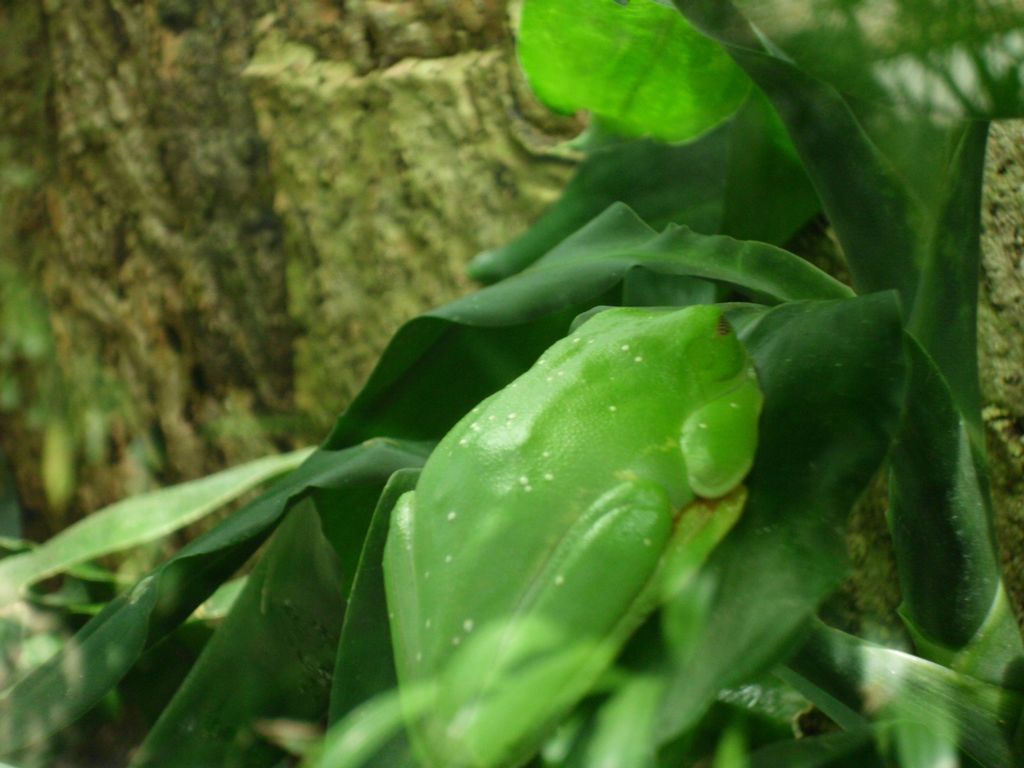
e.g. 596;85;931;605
0;0;574;536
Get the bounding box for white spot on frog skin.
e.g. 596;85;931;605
471;423;481;432
426;619;432;629
416;652;423;662
609;405;618;412
488;414;497;421
643;538;652;547
507;413;517;420
452;636;461;646
463;619;474;632
542;451;552;458
445;554;453;563
621;344;630;351
634;355;643;363
524;485;533;492
729;402;739;409
388;611;395;619
538;358;548;365
699;422;708;429
557;370;565;377
572;337;582;344
546;376;554;383
459;438;469;446
447;511;457;521
424;570;431;580
555;574;565;586
472;406;480;414
544;472;554;481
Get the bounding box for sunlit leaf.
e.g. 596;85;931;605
0;447;316;607
520;0;750;141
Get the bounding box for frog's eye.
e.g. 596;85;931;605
715;314;733;337
687;312;747;389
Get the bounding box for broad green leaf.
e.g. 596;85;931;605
782;623;1022;767
469;92;819;285
330;205;848;449
0;447;315;607
131;501;345;767
0;440;430;756
519;0;750;142
889;338;1024;683
468;125;732;284
653;292;905;742
677;0;1024;120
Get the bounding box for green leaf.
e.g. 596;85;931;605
329;204;848;451
519;0;750;142
329;469;418;723
468;124;732;284
0;447;315;607
676;1;991;418
673;1;1023;689
748;730;883;768
782;623;1022;768
468;92;819;285
131;501;346;768
0;440;430;757
677;0;1024;120
889;338;1024;683
653;292;906;742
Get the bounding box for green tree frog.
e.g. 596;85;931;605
384;305;762;767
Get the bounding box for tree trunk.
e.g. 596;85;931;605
0;0;575;538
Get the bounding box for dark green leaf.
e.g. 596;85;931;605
676;2;990;418
329;469;418;723
654;292;906;742
468;93;819;285
131;501;345;767
330;204;847;451
0;440;430;757
673;2;1021;682
782;623;1022;768
468;126;732;284
889;338;1024;683
519;0;750;141
676;0;1024;120
748;730;883;768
